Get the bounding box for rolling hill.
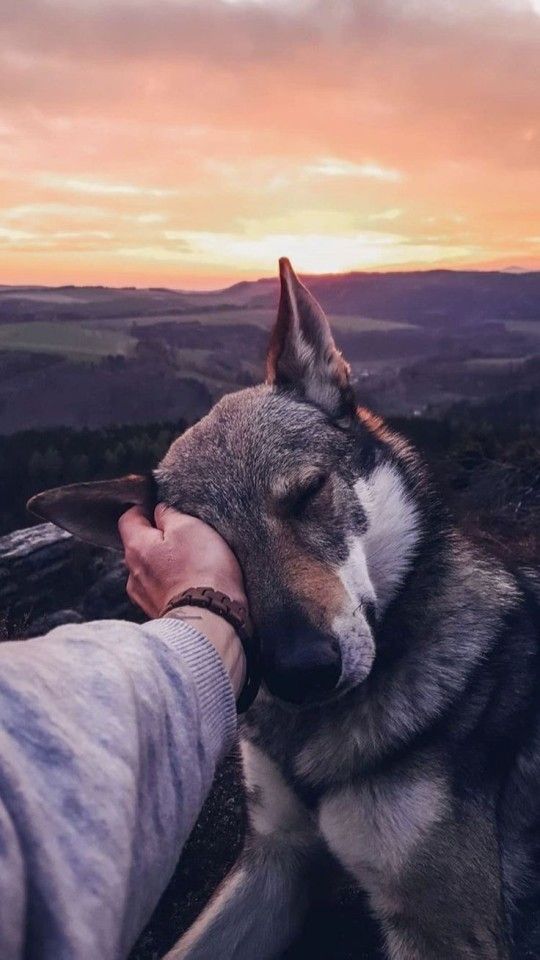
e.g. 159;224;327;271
0;268;538;435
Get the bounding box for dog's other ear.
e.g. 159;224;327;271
27;474;156;551
266;257;356;421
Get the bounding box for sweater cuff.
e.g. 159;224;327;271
144;618;237;757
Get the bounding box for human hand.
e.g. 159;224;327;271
118;504;247;697
118;503;247;618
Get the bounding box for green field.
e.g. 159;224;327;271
89;308;417;333
504;320;540;337
330;313;418;332
116;308;276;329
465;356;531;369
0;322;136;361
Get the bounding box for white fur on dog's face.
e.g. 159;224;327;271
356;462;421;611
331;461;420;693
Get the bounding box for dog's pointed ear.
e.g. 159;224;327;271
27;474;156;551
266;257;356;421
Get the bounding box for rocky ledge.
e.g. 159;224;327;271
0;521;136;637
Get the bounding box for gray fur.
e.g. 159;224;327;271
166;743;319;960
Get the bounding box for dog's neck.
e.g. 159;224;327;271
289;528;519;794
355;523;518;761
337;455;517;761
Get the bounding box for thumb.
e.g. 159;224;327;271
154;502;186;531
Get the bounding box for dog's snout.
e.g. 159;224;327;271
262;612;342;705
266;649;341;704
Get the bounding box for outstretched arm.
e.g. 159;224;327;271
0;616;236;960
0;504;248;960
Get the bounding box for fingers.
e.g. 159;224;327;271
118;505;158;553
154;502;196;533
154;502;178;530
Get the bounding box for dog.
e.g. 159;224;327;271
29;258;540;960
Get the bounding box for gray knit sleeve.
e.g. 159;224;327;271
0;617;237;960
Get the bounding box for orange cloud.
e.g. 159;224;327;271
0;0;539;286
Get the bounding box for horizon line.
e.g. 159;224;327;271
2;263;540;296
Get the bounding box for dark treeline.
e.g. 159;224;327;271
1;397;538;563
393;394;539;564
0;420;185;536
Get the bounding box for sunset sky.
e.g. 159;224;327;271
1;0;539;289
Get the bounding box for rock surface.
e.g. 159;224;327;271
0;521;136;636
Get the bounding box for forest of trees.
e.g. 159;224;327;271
1;396;538;563
394;402;539;564
0;420;185;535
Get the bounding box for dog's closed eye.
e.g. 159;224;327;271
292;473;328;514
272;470;329;517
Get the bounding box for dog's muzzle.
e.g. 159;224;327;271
262;625;342;706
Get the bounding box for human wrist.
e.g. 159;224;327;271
165;605;247;699
161;581;248;615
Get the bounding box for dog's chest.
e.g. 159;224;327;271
317;771;448;904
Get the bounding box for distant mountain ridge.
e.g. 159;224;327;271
2;268;539;325
202;268;540;324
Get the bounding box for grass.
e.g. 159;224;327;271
119;308;276;329
86;309;276;331
329;314;418;333
90;308;418;333
0;321;136;361
504;320;540;337
465;356;531;369
0;291;90;304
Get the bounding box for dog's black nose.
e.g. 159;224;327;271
264;636;342;705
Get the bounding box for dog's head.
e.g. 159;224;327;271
28;259;422;707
